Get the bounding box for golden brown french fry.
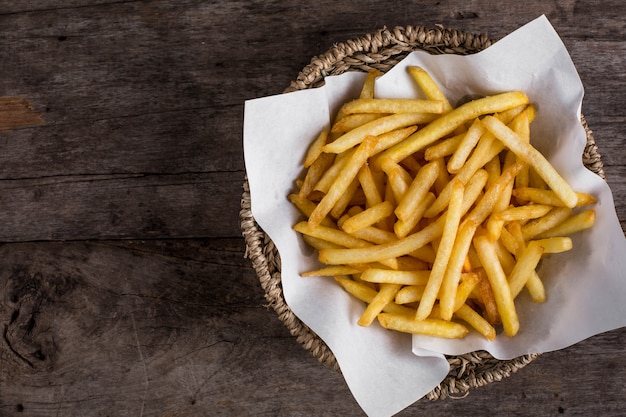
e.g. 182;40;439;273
521;207;572;240
377;313;469;338
395;160;441;221
360;69;382;99
532;237;573;253
358;164;383;208
349;225;397;245
299;152;335;198
294;221;369;248
447;118;485;173
438;220;479;321
318;216;444;265
395;285;426;304
330;176;361;219
453;272;481;311
341;201;394;234
288;194;337;229
476;268;500;325
331;113;385;133
301;234;343;251
512;187;597;207
359;283;403;326
323;112;432;154
335;277;414;316
424;133;464;160
474;235;519;337
416;180;465;320
394;192;435;238
342;98;445;115
360;269;430;286
406;66;453;113
313;148;354;193
300;265;363;277
482;115;578;208
508;241;544;299
534;210;596;239
454;303;497;341
304;129;329;168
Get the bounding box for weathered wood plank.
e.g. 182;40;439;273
0;241;623;416
0;172;243;241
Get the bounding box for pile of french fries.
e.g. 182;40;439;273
289;67;596;340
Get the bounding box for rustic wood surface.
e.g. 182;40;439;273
0;1;624;416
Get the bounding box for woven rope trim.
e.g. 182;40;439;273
240;24;606;401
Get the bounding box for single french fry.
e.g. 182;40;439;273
324;112;432;154
438;220;479;321
407;66;453;113
288;194;337;229
532;237;573;253
360;269;430;286
424;133;464;160
360;69;382;99
330;176;361;219
454;303;497;341
482;115;578;208
349;225;397;245
335;277;414;316
358;283;403;326
534;210;596;239
453;272;481;311
313;148;354;193
331;113;385;133
474;235;519;337
370;126;419;157
394;192;435;238
494;204;554;222
342;98;445;115
341;201;395;234
377;313;469;338
395;160;441;221
476;268;500;325
358;164;383;208
299;152;335;197
508;241;544;299
304;129;329;168
300;265;362;277
416;180;465;320
447;118;486;173
319;216;444;265
521;207;573;240
301;234;342;251
395;285;426;304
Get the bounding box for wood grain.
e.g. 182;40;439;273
0;1;623;416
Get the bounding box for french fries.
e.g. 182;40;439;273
290;67;596;341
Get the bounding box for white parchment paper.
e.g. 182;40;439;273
243;15;626;417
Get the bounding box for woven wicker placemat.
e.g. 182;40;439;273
240;25;605;401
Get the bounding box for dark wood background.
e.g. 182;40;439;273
0;1;624;416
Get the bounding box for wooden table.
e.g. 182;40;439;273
0;2;624;416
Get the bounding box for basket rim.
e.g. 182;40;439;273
240;23;605;401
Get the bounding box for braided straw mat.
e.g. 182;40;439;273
240;25;606;400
